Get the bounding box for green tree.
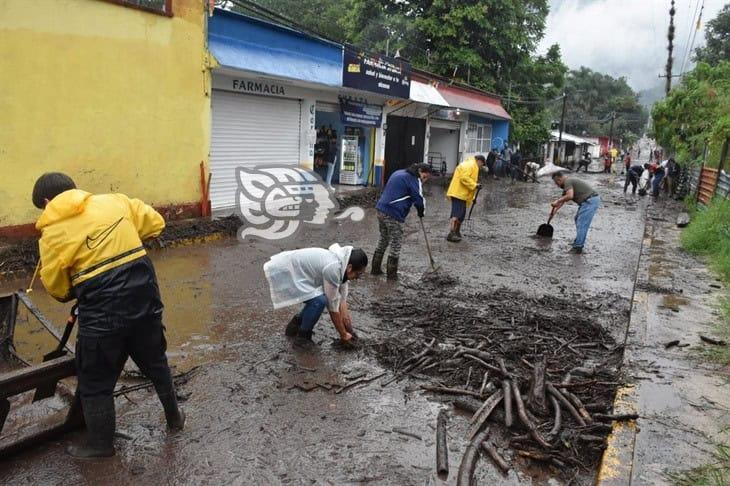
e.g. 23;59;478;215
388;0;562;153
506;44;567;155
226;0;350;42
652;61;730;167
557;67;648;146
694;4;730;67
393;0;550;93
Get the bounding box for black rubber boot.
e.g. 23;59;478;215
371;251;385;275
285;314;301;337
293;330;316;350
158;390;186;431
386;256;399;280
66;395;116;458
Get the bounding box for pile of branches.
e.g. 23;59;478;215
368;286;627;481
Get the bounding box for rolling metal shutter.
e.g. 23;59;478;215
430;119;461;130
210;90;301;210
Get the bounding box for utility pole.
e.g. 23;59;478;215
608;111;616;151
665;0;676;95
506;80;512;111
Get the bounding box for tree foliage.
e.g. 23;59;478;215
557;67;648;146
652;61;730;167
694;4;730;67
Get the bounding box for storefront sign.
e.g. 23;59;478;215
339;98;382;127
212;73;311;99
433;109;462;121
230;79;286;96
342;48;411;99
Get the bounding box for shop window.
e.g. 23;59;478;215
104;0;172;17
466;122;492;153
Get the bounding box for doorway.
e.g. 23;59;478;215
384;115;426;182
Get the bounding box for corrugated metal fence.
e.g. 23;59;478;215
687;166;728;203
689;166;701;196
717;171;730;199
698;167;720;205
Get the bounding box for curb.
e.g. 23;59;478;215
596;227;652;484
153;231;229;250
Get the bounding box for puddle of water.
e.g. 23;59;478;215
1;247;221;370
660;294;690;311
648;262;672;280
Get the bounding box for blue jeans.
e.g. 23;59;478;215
573;196;600;249
325;162;336;186
299;294;328;333
652;169;665;197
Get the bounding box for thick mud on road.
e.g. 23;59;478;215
0;171;647;485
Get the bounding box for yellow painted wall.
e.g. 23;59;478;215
0;0;211;228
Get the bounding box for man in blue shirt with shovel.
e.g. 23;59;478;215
372;163;432;279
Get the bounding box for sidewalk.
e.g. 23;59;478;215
599;199;730;485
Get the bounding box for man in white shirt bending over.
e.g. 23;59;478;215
264;243;367;349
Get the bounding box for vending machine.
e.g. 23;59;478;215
338;133;362;185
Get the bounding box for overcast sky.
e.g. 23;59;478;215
539;0;727;92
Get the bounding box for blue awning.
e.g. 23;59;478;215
209;9;342;88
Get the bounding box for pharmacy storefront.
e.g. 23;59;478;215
208;9;400;210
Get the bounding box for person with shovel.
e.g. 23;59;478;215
372;163;432;279
446;155;485;242
265;244;367;349
550;171;600;254
31;172;185;459
624;164;644;195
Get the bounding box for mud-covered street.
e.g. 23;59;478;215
0;172;647;485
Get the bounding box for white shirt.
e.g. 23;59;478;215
264;243;351;312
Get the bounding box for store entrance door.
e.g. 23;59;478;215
384;115;426;182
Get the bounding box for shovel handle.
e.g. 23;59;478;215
55;305;78;352
419;218;437;271
547;206;557;224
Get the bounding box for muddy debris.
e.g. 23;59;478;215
366;285;624;481
334;187;381;210
635;282;683;294
148;215;241;248
419;270;459;287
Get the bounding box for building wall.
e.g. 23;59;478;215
0;0;211;233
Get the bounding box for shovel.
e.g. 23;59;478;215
33;305;78;402
537;207;557;238
418;217;439;272
466;184;483;222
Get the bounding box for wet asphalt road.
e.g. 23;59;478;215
0;169;648;485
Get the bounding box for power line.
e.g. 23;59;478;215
679;0;704;77
681;0;704;77
225;0;342;46
680;0;702;71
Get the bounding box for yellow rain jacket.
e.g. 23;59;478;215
36;189;165;302
447;157;480;205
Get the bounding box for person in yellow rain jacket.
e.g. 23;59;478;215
445;155;485;242
32;172;185;459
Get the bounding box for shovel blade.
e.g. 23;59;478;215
536;223;554;238
32;381;59;402
32;350;67;402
